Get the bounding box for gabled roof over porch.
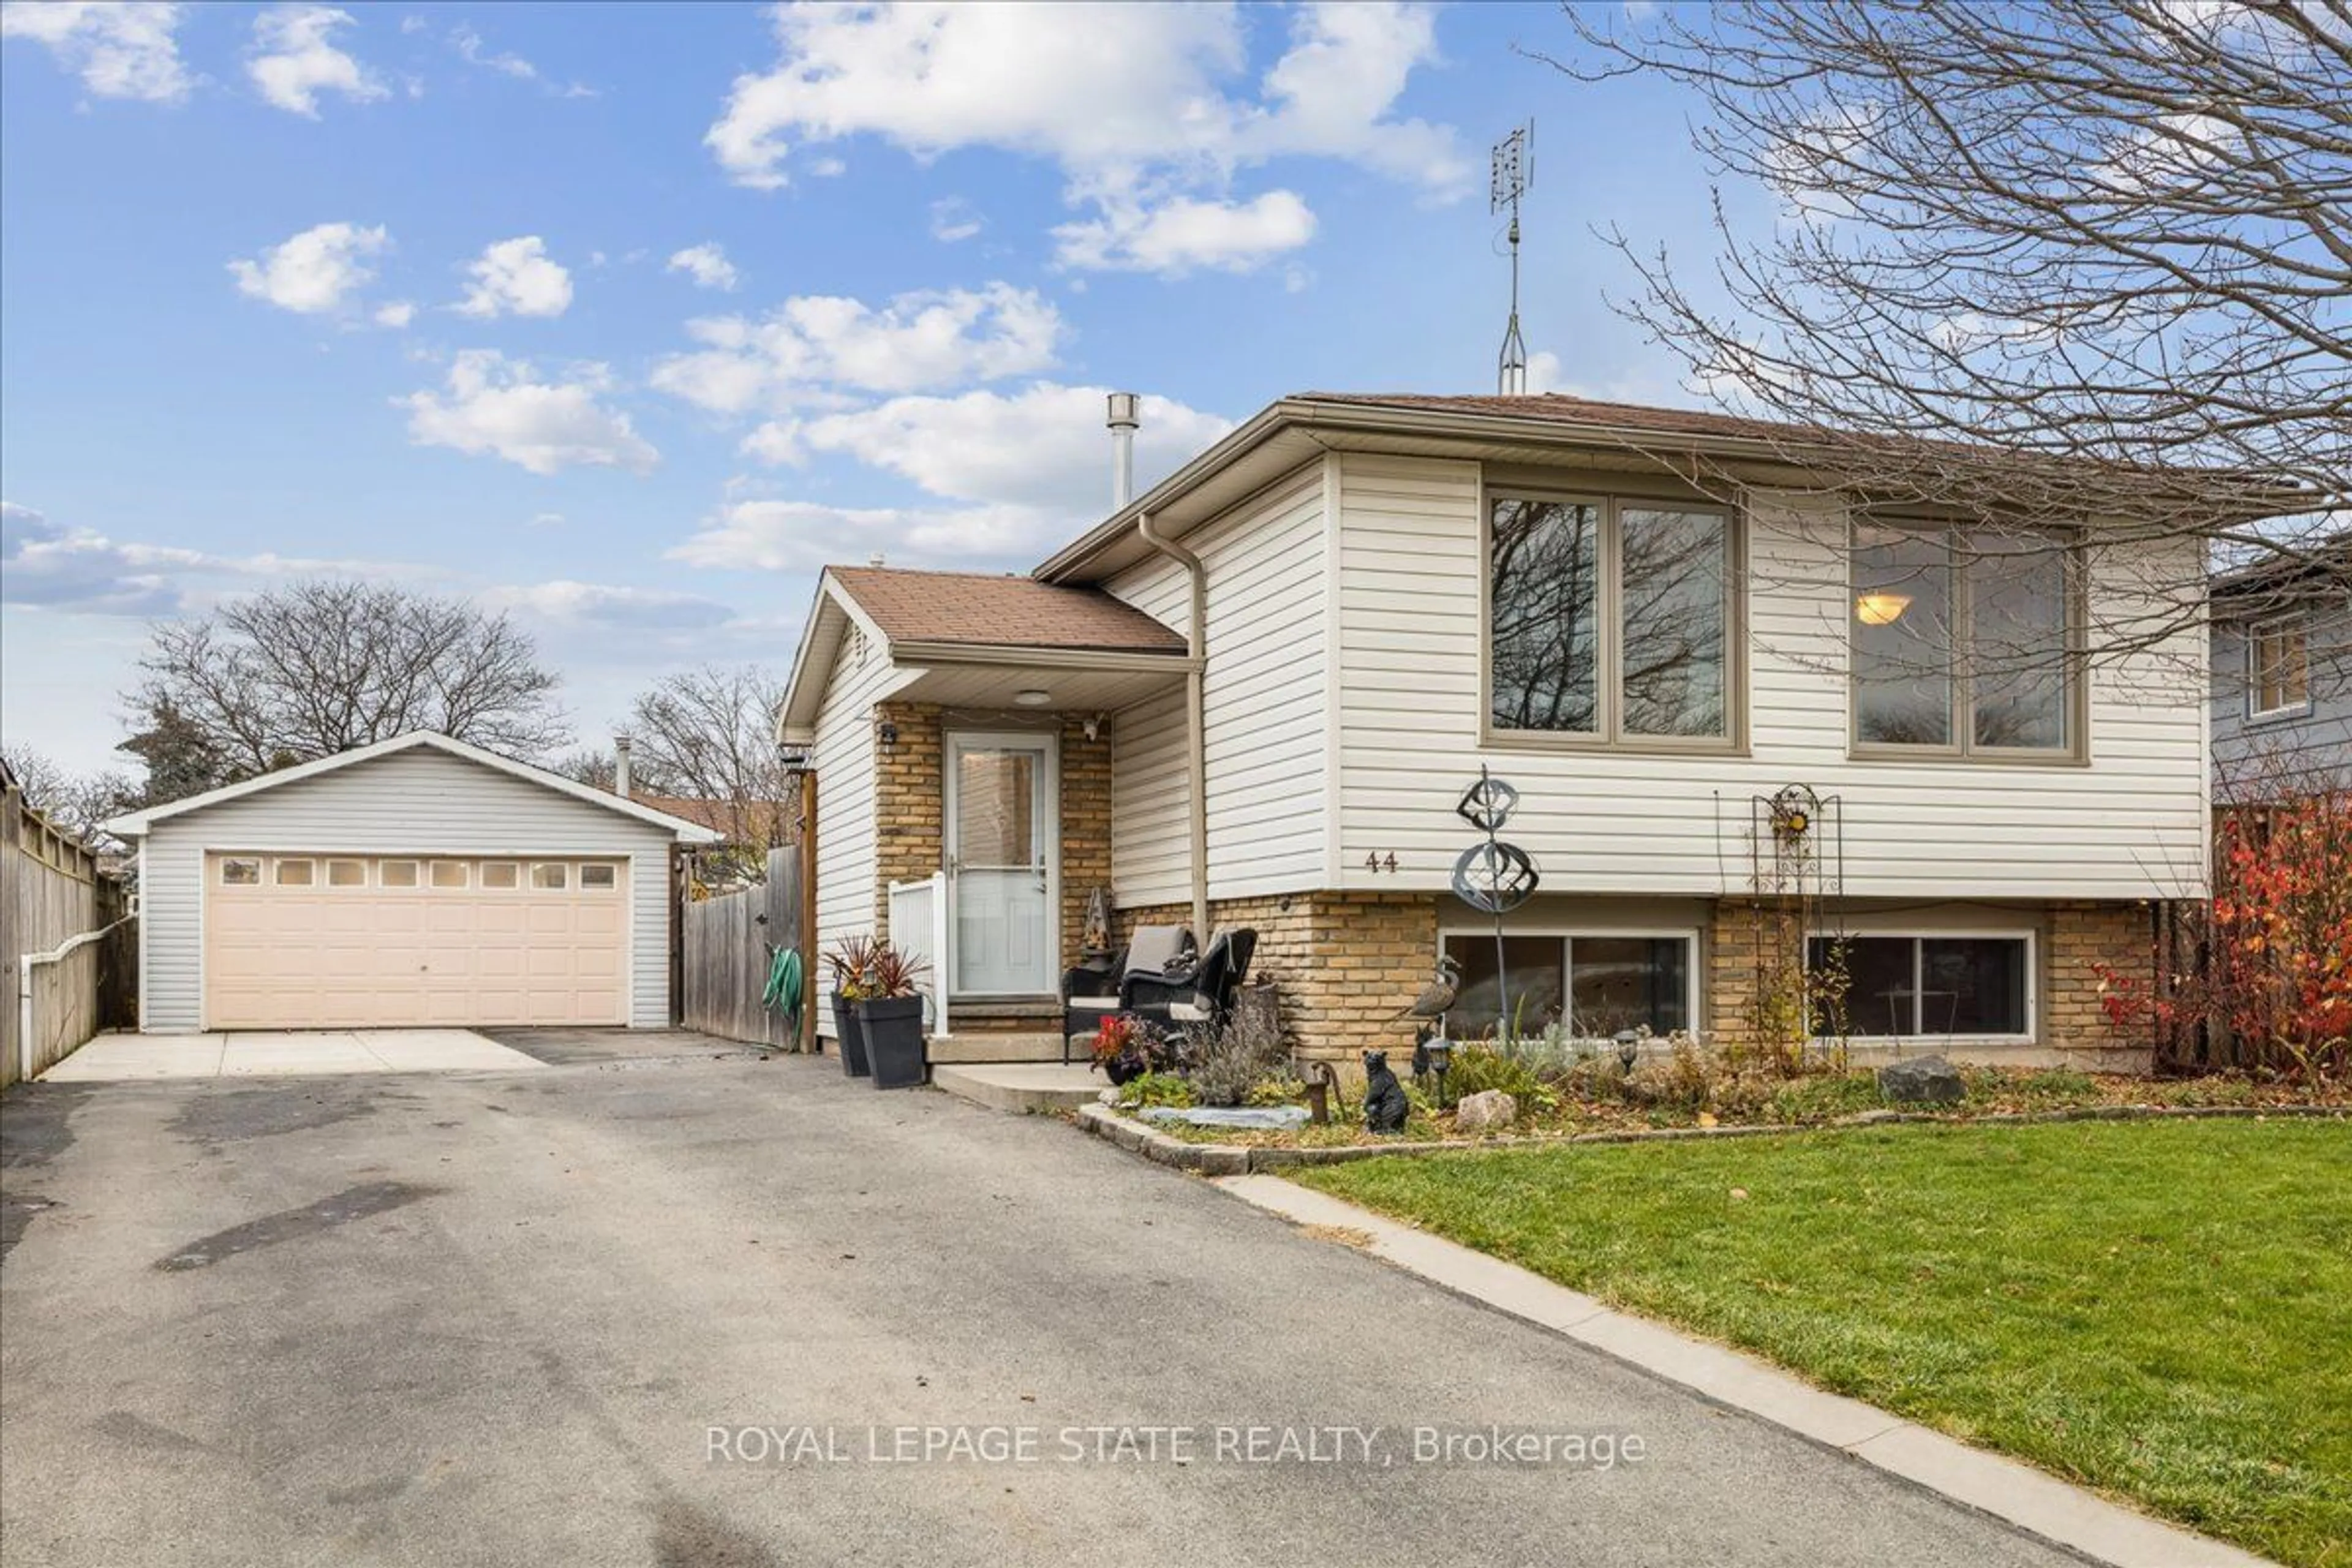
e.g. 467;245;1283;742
777;566;1194;744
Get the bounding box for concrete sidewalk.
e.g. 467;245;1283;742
40;1029;544;1080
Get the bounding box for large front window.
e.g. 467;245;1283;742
1441;932;1695;1041
1853;524;2076;755
1806;933;2032;1038
1488;496;1734;745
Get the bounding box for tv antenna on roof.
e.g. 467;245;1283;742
1491;121;1533;396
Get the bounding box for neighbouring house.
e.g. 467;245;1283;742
2208;531;2351;803
781;391;2266;1071
103;732;720;1032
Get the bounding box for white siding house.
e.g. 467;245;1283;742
108;734;719;1033
784;391;2247;1068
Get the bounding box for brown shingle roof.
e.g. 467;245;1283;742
828;566;1186;654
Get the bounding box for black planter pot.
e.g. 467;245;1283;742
831;996;872;1077
1102;1050;1147;1087
858;996;928;1090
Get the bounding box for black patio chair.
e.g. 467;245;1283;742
1120;927;1257;1031
1060;924;1193;1063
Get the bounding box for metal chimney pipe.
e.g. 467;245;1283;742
613;734;632;797
1106;391;1140;510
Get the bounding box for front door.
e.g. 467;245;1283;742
945;732;1057;996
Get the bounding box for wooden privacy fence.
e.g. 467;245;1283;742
680;843;805;1050
3;781;137;1087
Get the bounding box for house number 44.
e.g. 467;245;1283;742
1363;851;1399;873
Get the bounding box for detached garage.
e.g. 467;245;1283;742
105;733;720;1032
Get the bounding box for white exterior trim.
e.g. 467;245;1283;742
103;731;722;842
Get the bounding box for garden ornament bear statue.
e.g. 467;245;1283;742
1362;1050;1409;1134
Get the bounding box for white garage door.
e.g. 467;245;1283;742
203;853;629;1028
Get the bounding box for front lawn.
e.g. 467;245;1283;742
1297;1118;2352;1568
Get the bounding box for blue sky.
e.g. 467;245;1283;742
1;1;1738;774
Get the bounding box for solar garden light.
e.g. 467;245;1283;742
1423;1036;1453;1109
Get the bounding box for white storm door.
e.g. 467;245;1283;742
945;732;1057;996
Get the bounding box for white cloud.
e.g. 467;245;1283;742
1;0;190;103
666;243;739;292
228;221;389;315
1;499;418;616
247;5;385;117
929;197;983;243
372;299;417;329
748;383;1233;513
688;382;1234;573
703;1;1464;277
400;350;657;476
483;579;736;631
530;511;564;527
1054;189;1316;274
450;21;532;79
447;19;594;97
1524;350;1562;394
650;282;1061;413
456;236;573;318
668;497;1061;575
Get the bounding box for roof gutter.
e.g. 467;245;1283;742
1037;397;2313;582
1136;510;1211;947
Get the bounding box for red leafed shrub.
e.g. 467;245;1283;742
2100;791;2351;1078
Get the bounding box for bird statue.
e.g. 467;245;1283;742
1392;956;1463;1027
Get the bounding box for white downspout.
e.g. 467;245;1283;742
1137;511;1210;946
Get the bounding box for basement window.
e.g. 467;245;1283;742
1806;933;2033;1039
1440;931;1697;1042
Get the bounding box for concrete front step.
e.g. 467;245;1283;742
924;1031;1071;1065
932;1063;1104;1114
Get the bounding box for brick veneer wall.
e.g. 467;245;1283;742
872;701;943;937
2046;900;2150;1054
1057;714;1114;974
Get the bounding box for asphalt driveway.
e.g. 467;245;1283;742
1;1038;2084;1568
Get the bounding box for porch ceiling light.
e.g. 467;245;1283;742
1014;689;1053;707
1855;592;1912;627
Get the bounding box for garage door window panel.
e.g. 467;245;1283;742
326;859;368;888
379;860;420;888
580;863;618;889
480;861;521;889
221;858;261;886
531;863;569;891
274;859;315;886
430;861;470;889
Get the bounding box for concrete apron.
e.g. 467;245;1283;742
40;1030;545;1082
1214;1174;2274;1568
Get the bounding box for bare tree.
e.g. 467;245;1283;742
621;665;791;860
0;743;135;844
1548;0;2350;681
126;580;570;788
